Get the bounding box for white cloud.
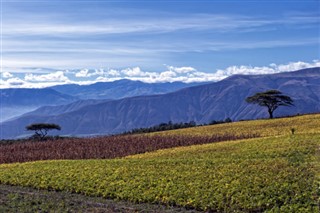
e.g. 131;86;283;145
214;65;276;78
121;67;147;77
106;69;121;77
167;66;197;73
1;72;13;78
75;69;89;77
24;71;69;82
95;76;122;82
276;61;320;72
7;77;26;85
215;60;320;80
94;69;105;76
135;60;320;83
0;77;26;88
74;68;107;78
1;60;319;88
95;76;108;81
159;71;177;78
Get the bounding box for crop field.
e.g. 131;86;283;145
0;134;258;164
1;114;319;164
0;114;319;212
151;113;320;137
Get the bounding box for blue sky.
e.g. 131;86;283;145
0;0;319;87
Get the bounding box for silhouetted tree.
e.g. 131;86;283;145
26;123;61;140
224;118;232;123
209;118;232;125
246;90;294;119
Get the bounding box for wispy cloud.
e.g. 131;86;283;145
1;2;318;78
3;12;318;37
4;38;318;54
2;37;318;70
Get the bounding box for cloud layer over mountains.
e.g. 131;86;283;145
1;60;319;88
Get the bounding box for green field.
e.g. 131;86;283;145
151;113;320;137
0;114;319;212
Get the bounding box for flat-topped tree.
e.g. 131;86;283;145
26;123;61;140
246;90;294;119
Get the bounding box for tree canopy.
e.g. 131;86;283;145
26;123;61;140
246;90;294;119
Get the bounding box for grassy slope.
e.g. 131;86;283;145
0;114;319;212
149;114;320;137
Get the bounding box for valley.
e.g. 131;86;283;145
1;67;319;139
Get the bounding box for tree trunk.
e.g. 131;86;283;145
268;108;273;119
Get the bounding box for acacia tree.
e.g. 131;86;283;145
26;123;61;140
246;90;294;119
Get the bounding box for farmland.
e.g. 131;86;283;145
1;114;319;164
0;134;258;164
0;114;319;212
151;113;320;137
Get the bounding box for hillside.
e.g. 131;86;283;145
0;114;319;212
0;88;78;122
0;67;319;139
0;80;200;123
50;79;202;100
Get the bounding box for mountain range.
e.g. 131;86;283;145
0;88;78;122
0;67;319;139
50;79;202;100
0;80;199;122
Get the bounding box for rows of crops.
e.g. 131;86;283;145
152;113;320;137
0;134;258;164
0;134;319;212
0;114;319;211
1;114;319;165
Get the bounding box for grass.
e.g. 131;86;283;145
150;113;320;137
0;114;319;212
0;135;319;212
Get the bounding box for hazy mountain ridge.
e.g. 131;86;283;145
0;80;200;122
0;88;77;107
50;79;203;100
0;67;319;139
0;88;78;122
21;99;110;117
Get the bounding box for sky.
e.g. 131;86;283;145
0;0;319;88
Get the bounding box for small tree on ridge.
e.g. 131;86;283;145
26;123;61;140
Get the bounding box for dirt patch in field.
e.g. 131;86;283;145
0;184;201;212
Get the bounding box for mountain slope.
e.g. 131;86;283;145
1;67;319;139
50;79;202;100
21;99;110;117
0;89;78;122
0;80;201;122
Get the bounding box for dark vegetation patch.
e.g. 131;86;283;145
123;121;197;134
0;133;259;164
123;118;232;134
